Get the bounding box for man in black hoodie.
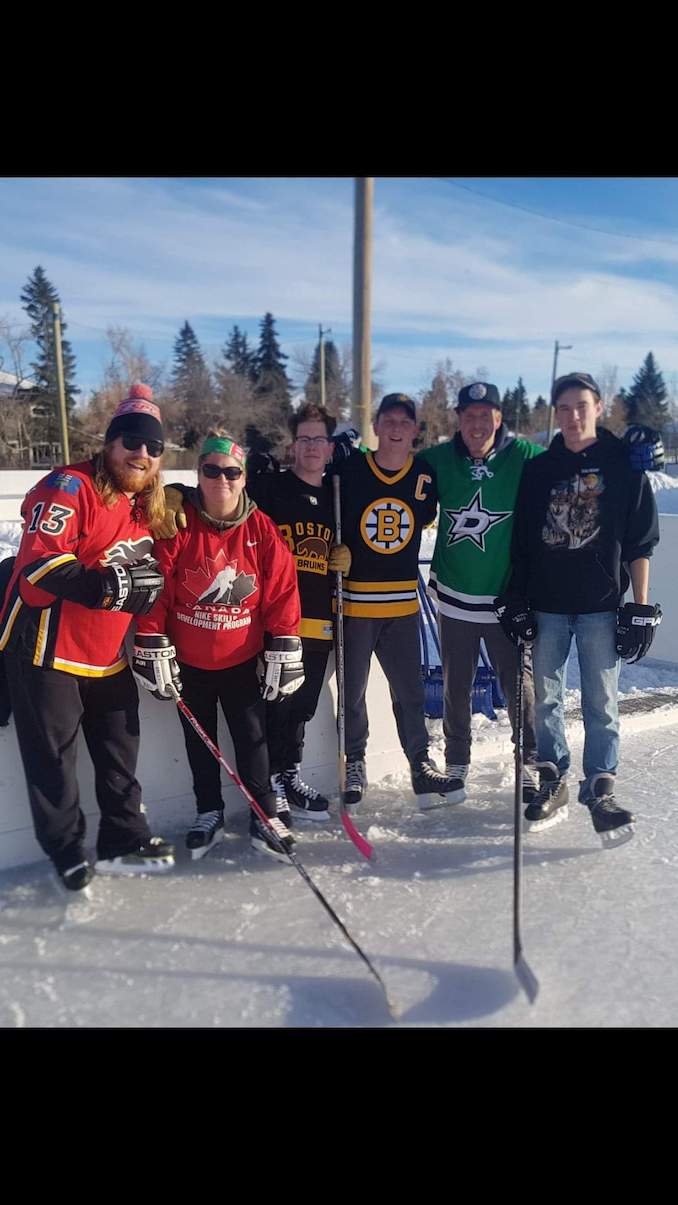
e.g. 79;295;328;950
499;372;661;847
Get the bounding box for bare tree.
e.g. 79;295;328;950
596;364;619;417
0;317;38;466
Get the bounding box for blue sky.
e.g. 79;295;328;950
1;176;678;406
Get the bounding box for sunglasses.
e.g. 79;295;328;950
201;463;244;480
121;432;164;458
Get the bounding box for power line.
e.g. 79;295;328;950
438;178;678;249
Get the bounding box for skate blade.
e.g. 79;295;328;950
418;788;466;812
188;831;225;860
600;824;635;849
52;873;93;902
94;856;175;875
289;808;330;822
250;837;291;863
524;805;569;833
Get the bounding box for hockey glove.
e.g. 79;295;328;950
328;542;352;575
152;486;188;540
261;635;305;702
247;450;280;477
494;594;538;645
622;425;666;473
132;635;182;700
615;602;662;663
330;428;360;464
96;559;164;616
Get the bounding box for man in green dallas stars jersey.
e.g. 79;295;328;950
418;382;545;804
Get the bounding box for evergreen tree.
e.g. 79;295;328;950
251;312;293;450
531;395;548;438
304;337;349;417
502;379;530;434
223;324;255;379
20;267;79;451
624;352;670;429
171;321;215;447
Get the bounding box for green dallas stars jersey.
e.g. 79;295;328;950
419;432;544;623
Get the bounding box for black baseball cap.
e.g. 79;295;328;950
456;382;502;411
552;372;601;404
376;393;417;422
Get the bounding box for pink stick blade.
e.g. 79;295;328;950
340;808;375;862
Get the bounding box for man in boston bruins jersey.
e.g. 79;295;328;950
336;394;464;810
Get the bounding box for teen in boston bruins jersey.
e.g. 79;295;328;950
248;404;351;821
336;394;465;810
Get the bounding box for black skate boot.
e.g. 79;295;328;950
249;813;296;862
343;759;367;810
413;758;466;810
524;763;569;831
54;859;95;899
281;765;330;821
522;764;540;805
185;809;225;860
582;774;635;849
95;836;175;875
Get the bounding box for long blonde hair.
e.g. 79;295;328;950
92;452;166;529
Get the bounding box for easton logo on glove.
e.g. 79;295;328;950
132;634;182;700
615;602;662;664
97;558;164;616
261;634;305;702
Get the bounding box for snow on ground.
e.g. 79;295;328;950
1;701;678;1029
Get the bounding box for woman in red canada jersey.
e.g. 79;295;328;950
134;430;303;861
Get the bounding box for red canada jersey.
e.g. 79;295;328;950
137;502;301;671
0;461;155;677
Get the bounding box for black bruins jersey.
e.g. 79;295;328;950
337;450;437;618
248;469;335;645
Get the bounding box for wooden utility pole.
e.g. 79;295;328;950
51;302;70;464
352;177;374;445
546;338;572;444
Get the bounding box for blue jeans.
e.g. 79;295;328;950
532;611;620;798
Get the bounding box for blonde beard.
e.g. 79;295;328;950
94;451;165;529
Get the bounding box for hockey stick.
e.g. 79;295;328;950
513;641;540;1004
169;684;395;1017
332;472;375;862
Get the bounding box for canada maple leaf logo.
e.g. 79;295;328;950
183;549;256;606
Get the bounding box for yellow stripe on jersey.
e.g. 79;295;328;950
26;553;78;585
344;578;417;594
33;608;52;667
342;598;419;618
0;596;22;650
366;452;414;485
51;655;128;679
299;617;333;641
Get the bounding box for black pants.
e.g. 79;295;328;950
178;656;277;819
266;642;331;773
5;655;150;870
343;613;430;765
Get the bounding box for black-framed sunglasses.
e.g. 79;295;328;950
121;432;164;458
201;463;244;480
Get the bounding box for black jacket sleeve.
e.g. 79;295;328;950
622;472;660;564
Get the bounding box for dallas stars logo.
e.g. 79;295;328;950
443;489;511;551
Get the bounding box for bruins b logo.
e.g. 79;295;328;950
360;497;414;554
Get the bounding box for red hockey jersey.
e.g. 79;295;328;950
0;461;154;677
137;501;300;671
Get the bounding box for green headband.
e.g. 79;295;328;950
200;436;247;464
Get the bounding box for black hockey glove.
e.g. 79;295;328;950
247;450;280;477
261;635;305;702
330;428;360;465
132;635;182;700
615;602;662;664
494;594;538;645
623;425;666;472
96;559;164;616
